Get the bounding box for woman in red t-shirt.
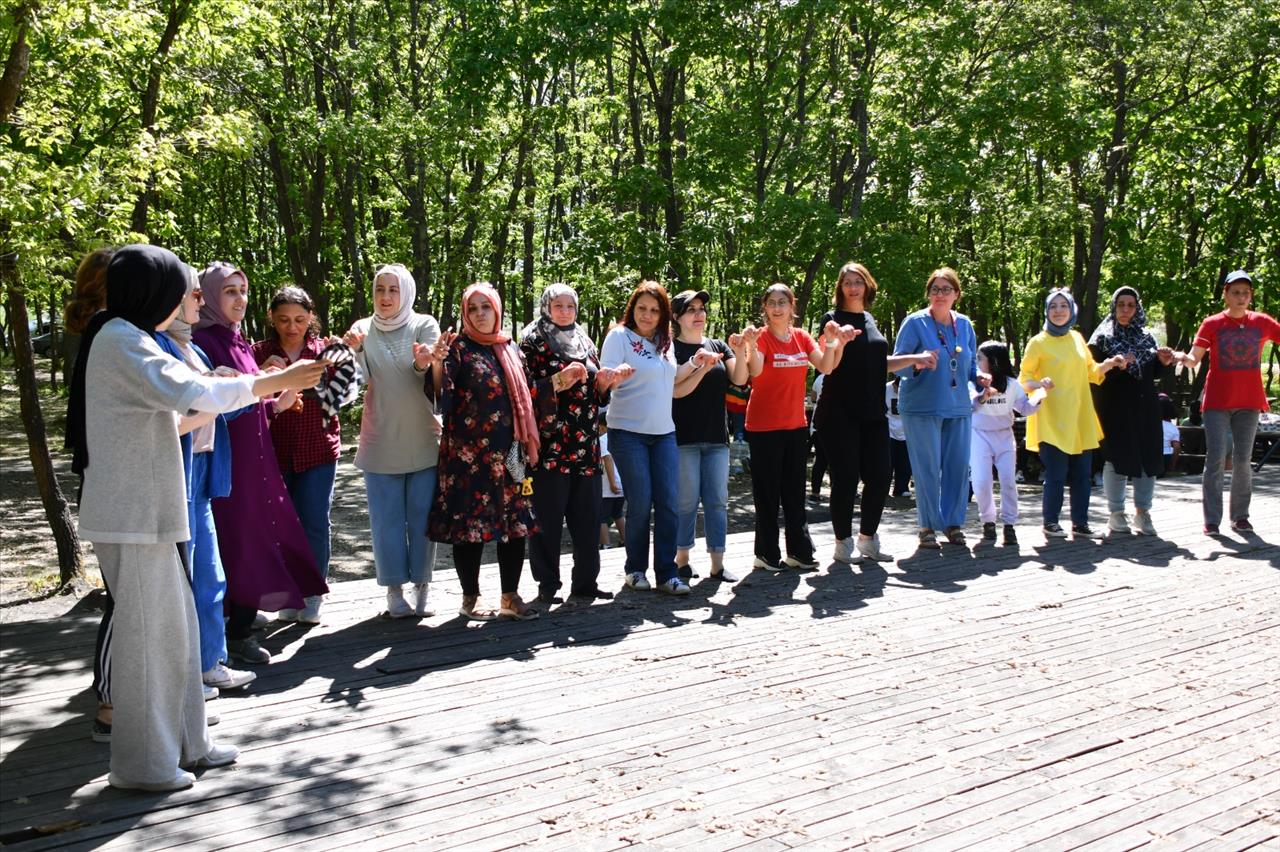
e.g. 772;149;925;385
743;283;857;571
1172;270;1280;534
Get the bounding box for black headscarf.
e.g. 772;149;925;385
1087;286;1157;380
66;245;191;475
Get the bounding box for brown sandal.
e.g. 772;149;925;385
498;594;540;621
458;595;497;621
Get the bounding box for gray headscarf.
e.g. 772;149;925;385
1043;288;1077;337
529;283;594;363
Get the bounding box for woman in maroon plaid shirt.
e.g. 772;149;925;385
253;286;341;624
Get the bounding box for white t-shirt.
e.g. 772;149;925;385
971;380;1041;432
600;326;676;435
599;432;624;497
1162;420;1180;455
885;381;905;442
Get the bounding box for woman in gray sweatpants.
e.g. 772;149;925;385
68;245;327;791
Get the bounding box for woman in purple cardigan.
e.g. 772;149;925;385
192;263;327;665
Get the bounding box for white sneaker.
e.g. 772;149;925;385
413;583;434;617
782;555;819;571
1133;510;1157;536
298;596;322;624
109;770;195;792
624;572;651;591
276;608;300;622
659;578;691;596
206;711;220;726
250;612;270;630
1108;511;1131;533
185;742;238;769
385;585;414;618
856;535;894;562
202;684;219;701
203;662;256;691
833;538;861;564
753;556;784;573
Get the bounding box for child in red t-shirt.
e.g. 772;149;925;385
1173;270;1280;534
742;283;857;571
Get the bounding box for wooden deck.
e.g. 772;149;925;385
2;476;1278;850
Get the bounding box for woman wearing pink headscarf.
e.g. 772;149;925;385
427;283;540;621
192;262;327;666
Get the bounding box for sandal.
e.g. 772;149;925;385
459;596;497;622
499;594;540;621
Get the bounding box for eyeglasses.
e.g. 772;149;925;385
928;286;955;295
681;306;707;315
765;299;791;309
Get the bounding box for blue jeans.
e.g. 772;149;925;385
190;452;227;672
364;467;438;587
900;413;971;530
676;443;730;552
607;428;679;583
1039;443;1093;526
282;461;337;580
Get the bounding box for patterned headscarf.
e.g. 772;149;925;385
1088;286;1157;379
370;263;417;332
1043;288;1077;337
531;283;595;363
460;283;541;465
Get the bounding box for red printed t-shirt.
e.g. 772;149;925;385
1193;311;1280;412
746;328;816;432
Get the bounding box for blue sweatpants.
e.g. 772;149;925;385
900;414;972;531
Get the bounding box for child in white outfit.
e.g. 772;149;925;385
970;341;1046;544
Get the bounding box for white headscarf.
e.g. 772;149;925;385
371;263;417;332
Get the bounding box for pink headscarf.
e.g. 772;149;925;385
195;262;248;331
460;283;540;466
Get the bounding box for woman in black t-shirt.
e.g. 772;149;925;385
817;262;934;565
671;290;750;582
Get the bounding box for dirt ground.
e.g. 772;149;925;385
1;360;773;623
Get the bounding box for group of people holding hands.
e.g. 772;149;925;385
65;241;1276;794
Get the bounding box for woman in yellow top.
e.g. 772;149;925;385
1019;290;1125;540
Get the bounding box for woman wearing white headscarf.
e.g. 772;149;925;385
519;284;629;603
343;264;442;618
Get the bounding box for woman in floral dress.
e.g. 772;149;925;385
427;283;541;621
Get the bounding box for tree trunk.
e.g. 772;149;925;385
129;0;193;235
2;0;84;587
2;255;85;587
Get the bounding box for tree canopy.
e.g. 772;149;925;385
4;0;1278;356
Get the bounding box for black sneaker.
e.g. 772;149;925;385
1072;524;1103;539
1231;518;1254;532
982;522;997;540
91;717;111;744
1003;524;1017;545
227;636;271;665
535;590;563;605
568;587;614;601
677;564;699;580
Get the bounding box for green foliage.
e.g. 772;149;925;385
5;0;1277;369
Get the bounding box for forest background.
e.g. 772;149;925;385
1;0;1277;584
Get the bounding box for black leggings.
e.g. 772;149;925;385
453;539;526;597
819;414;891;540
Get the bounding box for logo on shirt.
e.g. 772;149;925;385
1218;326;1261;371
771;352;809;368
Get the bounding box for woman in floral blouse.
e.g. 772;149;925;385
520;284;631;604
427;283;541;621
